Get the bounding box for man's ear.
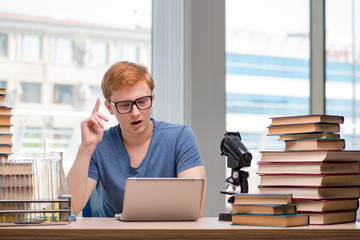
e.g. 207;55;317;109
152;92;155;102
104;100;115;115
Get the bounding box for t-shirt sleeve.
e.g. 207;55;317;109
175;125;204;174
88;155;99;181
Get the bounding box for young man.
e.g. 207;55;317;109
66;61;206;217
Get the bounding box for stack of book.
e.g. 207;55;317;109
267;115;345;151
0;88;12;159
258;114;360;225
231;193;309;227
0;87;29;223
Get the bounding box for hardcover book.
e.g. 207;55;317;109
0;107;12;115
284;138;345;151
232;204;297;215
257;161;360;174
230;193;293;205
0;114;12;126
258;185;360;199
0;144;12;154
232;213;309;227
0;134;13;144
267;123;340;135
293;198;359;212
270;115;344;126
258;173;360;187
259;150;360;162
279;132;340;141
0;125;12;134
0;93;5;106
297;210;357;225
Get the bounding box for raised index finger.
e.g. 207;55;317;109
92;98;101;114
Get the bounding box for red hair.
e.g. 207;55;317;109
101;61;154;100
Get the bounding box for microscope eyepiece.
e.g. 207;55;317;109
220;132;252;168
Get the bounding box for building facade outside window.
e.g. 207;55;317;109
0;0;152;174
54;84;74;105
120;44;139;63
20;82;41;103
326;0;360;149
225;1;360;215
52;37;74;63
0;81;6;89
226;0;310;192
0;33;7;57
89;41;108;65
19;34;42;61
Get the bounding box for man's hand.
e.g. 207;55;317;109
81;98;109;147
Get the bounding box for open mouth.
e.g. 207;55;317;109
131;120;142;125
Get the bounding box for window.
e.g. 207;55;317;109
225;0;310;193
20;82;41;103
0;0;151;175
19;34;42;61
54;84;74;104
90;86;102;99
326;0;360;149
89;41;108;65
226;0;310;151
119;44;139;63
52;37;74;63
52;128;73;148
0;34;7;57
0;81;7;89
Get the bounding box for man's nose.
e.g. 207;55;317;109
130;103;141;116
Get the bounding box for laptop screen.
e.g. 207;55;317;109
117;178;204;221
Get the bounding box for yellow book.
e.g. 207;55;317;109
232;213;309;227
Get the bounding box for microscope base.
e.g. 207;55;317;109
218;212;232;221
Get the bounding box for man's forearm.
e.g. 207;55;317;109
178;165;207;217
66;144;96;215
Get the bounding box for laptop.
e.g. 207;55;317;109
115;177;204;221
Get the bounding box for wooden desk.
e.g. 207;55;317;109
1;217;360;240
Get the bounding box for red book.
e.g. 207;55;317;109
284;138;345;151
257;161;360;175
293;198;359;212
267;123;340;135
259;150;360;162
258;185;360;199
258;173;360;187
297;210;357;225
270;115;344;126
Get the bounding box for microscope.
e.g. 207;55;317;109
219;131;252;221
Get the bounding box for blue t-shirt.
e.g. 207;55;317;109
88;118;203;217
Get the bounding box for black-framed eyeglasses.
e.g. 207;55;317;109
109;95;153;114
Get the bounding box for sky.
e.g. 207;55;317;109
0;0;152;29
226;0;309;34
0;0;358;36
